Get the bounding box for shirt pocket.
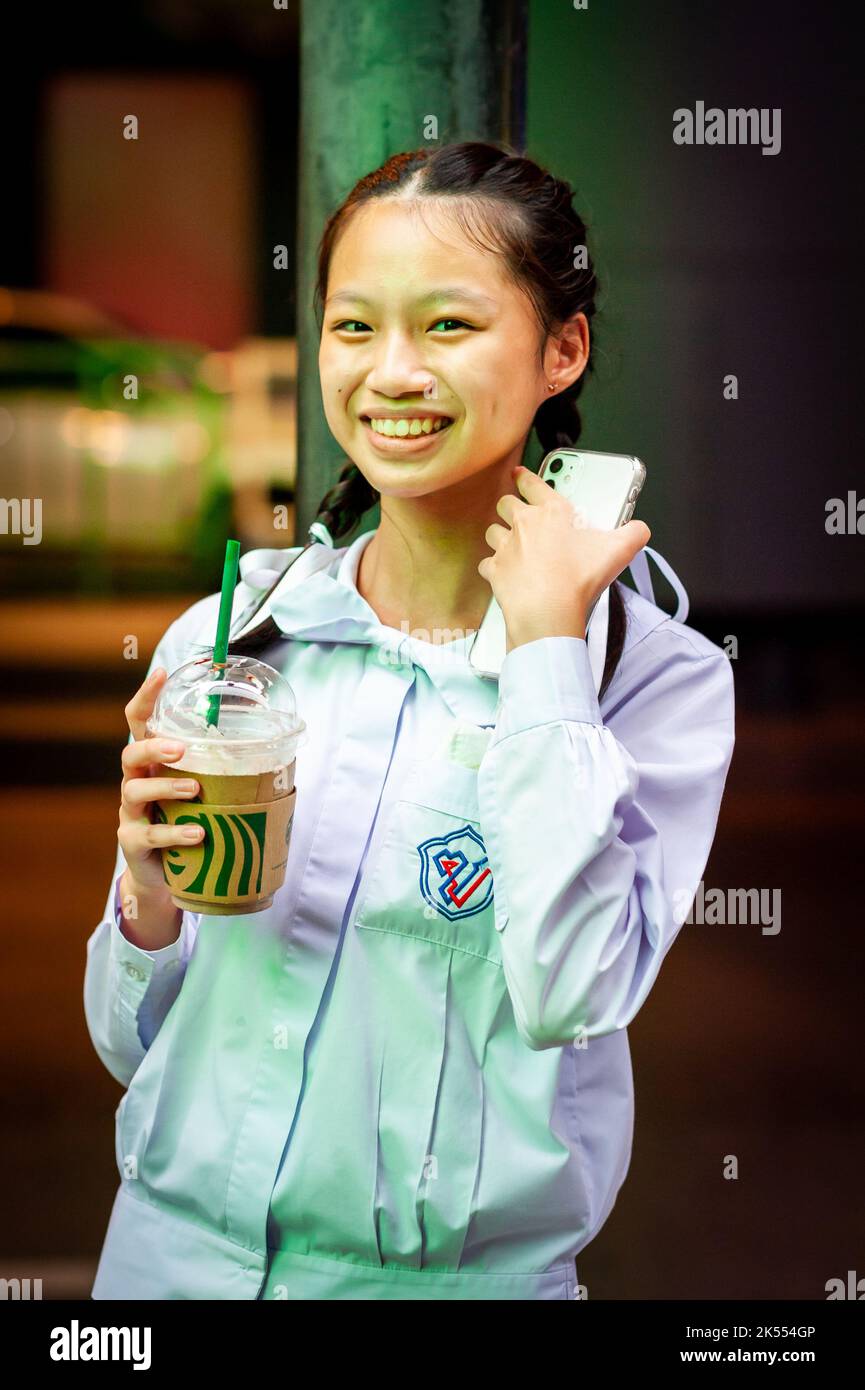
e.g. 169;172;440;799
354;756;502;968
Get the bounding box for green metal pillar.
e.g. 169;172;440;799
295;0;527;543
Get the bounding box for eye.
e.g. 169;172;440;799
330;317;475;335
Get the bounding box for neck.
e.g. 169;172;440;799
356;457;521;641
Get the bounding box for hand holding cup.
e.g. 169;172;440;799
116;667;206;942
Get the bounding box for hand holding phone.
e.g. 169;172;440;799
469;449;648;677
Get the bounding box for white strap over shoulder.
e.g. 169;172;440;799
587;547;690;699
628;546;690;623
307;521;335;547
230;540;335;642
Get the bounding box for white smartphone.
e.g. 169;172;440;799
468;449;647;678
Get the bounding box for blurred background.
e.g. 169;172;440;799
1;0;862;1300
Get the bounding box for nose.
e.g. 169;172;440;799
364;331;437;401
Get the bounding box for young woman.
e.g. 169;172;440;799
85;141;735;1300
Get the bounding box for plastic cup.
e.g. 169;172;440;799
146;655;306;915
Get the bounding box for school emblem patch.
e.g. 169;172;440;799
417;824;493;921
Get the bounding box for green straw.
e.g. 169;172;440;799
206;538;241;728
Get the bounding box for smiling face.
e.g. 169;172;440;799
318;198;561;500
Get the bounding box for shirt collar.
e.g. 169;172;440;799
250;531;501;727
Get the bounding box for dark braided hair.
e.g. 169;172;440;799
232;139;626;697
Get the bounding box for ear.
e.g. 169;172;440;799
544;311;590;393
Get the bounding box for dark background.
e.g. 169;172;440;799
0;0;862;1300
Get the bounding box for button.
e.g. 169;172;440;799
628;486;640;502
124;962;146;980
621;503;634;523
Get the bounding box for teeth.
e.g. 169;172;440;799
368;416;451;436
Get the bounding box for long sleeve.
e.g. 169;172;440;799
476;623;735;1051
84;844;201;1088
82;599;219;1089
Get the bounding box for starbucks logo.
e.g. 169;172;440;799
156;805;268;899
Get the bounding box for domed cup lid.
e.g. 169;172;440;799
146;654;306;775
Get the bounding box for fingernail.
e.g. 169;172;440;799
182;825;204;839
172;780;198;793
160;740;184;755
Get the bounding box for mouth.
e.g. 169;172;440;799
359;414;455;454
361;414;454;437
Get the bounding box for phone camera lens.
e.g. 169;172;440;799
548;458;563;474
546;478;556;489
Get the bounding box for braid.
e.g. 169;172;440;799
533;383;587;454
313;457;379;543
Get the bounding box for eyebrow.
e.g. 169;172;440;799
325;287;498;312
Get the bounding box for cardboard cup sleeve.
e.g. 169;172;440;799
152;762;297;916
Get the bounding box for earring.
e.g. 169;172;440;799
547;383;556;392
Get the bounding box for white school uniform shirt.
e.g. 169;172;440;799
84;528;735;1300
